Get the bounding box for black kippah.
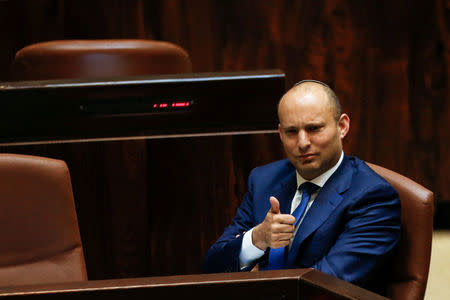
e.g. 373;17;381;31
294;79;331;89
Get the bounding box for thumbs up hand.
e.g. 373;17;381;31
252;196;296;251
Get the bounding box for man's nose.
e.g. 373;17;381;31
298;130;311;150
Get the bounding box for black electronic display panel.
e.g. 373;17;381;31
0;70;285;145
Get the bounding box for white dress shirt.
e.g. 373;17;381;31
239;152;344;268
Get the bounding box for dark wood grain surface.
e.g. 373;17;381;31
0;269;387;300
0;0;448;280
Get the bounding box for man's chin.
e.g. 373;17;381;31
295;163;319;178
298;158;317;168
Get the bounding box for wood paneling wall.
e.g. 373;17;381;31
0;0;449;279
1;0;447;198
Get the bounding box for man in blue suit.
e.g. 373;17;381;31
202;80;401;295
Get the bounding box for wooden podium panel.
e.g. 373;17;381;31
0;269;387;300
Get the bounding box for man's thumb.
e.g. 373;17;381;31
269;196;280;214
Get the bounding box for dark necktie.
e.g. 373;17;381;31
265;182;320;270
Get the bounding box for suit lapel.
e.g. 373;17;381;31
286;156;353;267
273;170;297;215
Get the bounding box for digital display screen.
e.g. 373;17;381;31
153;101;191;109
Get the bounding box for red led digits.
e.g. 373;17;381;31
154;101;190;109
171;102;190;107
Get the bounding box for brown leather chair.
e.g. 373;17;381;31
0;154;87;286
367;163;434;300
12;39;192;80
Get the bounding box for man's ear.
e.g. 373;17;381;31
338;114;350;138
278;124;283;139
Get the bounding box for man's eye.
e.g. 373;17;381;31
307;126;320;132
286;129;297;134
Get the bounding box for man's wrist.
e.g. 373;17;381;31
252;224;268;251
240;228;265;269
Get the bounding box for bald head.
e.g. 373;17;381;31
278;81;342;122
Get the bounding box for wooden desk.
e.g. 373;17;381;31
0;269;387;300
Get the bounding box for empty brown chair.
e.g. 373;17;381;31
0;154;87;286
12;39;192;80
367;163;434;300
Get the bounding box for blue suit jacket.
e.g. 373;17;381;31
203;155;401;294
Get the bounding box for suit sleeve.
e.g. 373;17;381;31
202;170;263;273
311;183;401;287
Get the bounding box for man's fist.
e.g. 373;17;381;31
252;196;296;250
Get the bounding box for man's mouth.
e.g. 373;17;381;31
298;153;316;160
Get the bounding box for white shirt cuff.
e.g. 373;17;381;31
239;227;265;269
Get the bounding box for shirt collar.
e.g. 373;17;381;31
296;151;344;188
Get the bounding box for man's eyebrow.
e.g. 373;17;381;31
306;121;325;126
281;126;298;131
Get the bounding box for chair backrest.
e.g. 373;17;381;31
367;162;434;300
0;154;87;286
12;39;192;80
